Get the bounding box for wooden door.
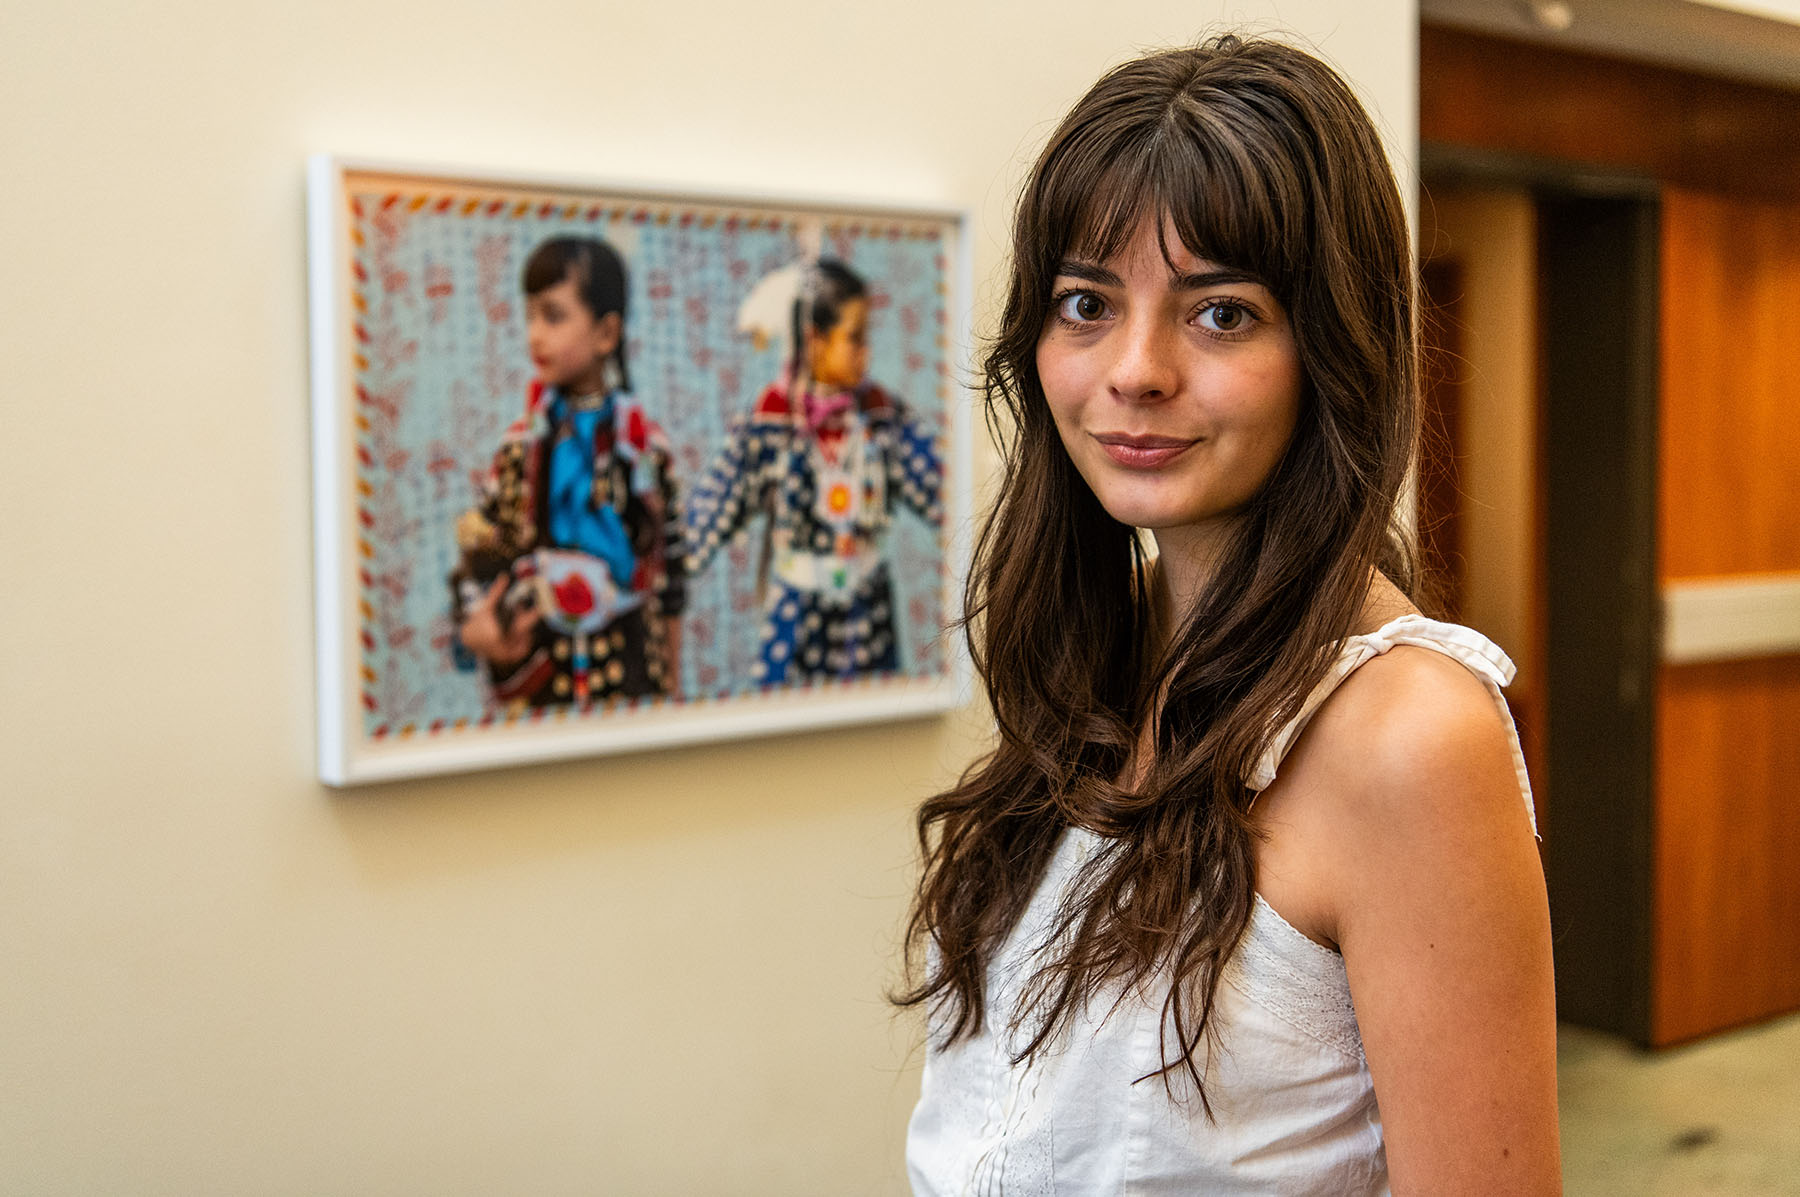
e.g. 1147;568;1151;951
1653;188;1800;1045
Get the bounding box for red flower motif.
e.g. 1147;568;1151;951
554;574;595;616
626;407;648;451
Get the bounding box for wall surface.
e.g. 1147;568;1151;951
0;2;1416;1193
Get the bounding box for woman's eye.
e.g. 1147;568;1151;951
1198;302;1252;334
1056;291;1108;323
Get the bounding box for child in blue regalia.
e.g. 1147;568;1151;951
686;258;942;687
451;236;685;709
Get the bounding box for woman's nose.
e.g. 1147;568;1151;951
1107;317;1178;403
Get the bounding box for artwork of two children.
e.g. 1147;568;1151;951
350;191;950;734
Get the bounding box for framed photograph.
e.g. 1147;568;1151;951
307;157;972;785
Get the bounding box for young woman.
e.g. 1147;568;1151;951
900;37;1560;1194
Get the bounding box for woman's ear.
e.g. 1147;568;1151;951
590;310;623;358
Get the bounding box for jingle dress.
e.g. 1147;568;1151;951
685;381;942;685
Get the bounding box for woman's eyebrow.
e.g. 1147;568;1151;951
1053;260;1269;292
1170;268;1266;290
1053;260;1121;287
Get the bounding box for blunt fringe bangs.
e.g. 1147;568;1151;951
896;34;1422;1112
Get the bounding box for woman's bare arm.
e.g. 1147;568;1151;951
1289;647;1561;1194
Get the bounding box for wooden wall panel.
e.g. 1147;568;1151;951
1421;25;1677;178
1658;189;1800;579
1418;258;1466;619
1422;24;1800;203
1654;657;1800;1044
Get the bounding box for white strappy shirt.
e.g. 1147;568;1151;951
906;616;1537;1196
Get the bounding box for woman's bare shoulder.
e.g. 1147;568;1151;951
1251;617;1528;946
1300;639;1521;837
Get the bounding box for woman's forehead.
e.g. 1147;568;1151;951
1049;132;1290;264
1060;210;1267;288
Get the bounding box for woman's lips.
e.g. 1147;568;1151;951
1092;432;1199;468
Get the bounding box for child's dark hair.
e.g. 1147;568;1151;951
789;257;866;392
523;236;633;391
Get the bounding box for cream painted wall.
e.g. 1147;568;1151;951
0;3;1415;1192
1424;186;1538;687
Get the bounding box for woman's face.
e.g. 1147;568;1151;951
1036;216;1302;549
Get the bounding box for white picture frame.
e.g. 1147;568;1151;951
307;156;973;785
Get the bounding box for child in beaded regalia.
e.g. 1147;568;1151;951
451;236;686;709
686;257;941;687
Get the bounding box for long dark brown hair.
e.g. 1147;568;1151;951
896;35;1421;1105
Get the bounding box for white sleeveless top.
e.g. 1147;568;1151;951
906;616;1537;1196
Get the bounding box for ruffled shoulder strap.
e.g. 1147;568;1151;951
1246;615;1537;836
